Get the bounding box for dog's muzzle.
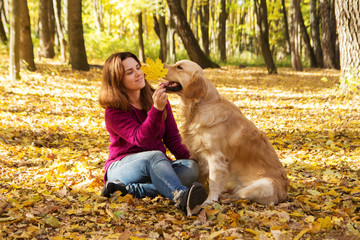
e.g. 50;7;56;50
164;81;182;92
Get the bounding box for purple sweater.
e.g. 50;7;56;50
103;102;190;180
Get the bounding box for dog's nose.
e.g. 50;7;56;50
163;63;169;69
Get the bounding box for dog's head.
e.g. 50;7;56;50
164;60;206;100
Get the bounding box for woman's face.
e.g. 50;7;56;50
121;57;145;92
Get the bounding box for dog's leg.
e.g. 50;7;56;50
203;154;228;205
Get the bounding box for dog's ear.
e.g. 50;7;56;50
184;72;206;99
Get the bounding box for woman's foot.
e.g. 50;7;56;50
101;180;128;198
179;182;207;216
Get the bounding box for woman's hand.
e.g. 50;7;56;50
153;83;168;111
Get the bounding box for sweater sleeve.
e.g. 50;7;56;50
163;103;190;160
105;107;164;146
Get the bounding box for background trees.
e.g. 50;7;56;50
20;0;36;71
9;0;20;81
335;0;360;90
68;0;89;71
2;0;359;86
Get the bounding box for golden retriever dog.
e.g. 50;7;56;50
163;60;289;205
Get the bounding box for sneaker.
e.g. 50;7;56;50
179;182;207;217
101;180;128;198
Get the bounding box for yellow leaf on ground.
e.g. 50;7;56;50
245;228;259;235
294;228;310;240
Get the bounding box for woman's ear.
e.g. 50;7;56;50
183;72;206;99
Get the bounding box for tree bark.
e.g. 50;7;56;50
53;0;66;62
153;14;167;62
39;0;55;58
0;0;8;41
20;0;36;71
138;12;145;62
290;0;303;71
319;0;338;68
0;14;6;44
93;0;104;32
218;0;227;62
0;0;6;44
166;17;176;64
180;0;187;20
10;0;20;80
335;0;360;83
167;0;219;68
199;0;210;57
254;0;277;74
281;0;290;54
68;0;89;71
310;0;323;67
296;1;318;67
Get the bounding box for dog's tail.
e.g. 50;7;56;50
235;178;278;204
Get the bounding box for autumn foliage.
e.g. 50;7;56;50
0;58;359;239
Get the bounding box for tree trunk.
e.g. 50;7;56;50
167;0;219;68
166;17;176;64
68;0;89;71
193;3;199;41
0;0;7;44
10;0;20;80
335;0;360;85
153;13;168;62
330;0;340;69
254;0;277;74
181;0;187;20
0;13;6;44
138;12;145;62
63;0;68;32
319;0;337;68
53;0;66;63
310;0;323;67
93;0;103;32
39;0;55;58
159;15;168;62
218;0;227;62
290;0;303;71
199;0;210;57
20;0;36;71
0;0;9;39
281;0;290;54
296;1;318;67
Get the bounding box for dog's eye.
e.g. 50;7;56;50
177;65;183;70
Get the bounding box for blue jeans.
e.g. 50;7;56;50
106;151;199;202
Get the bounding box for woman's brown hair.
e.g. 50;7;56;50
99;52;155;112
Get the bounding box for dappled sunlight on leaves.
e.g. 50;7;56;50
0;60;359;239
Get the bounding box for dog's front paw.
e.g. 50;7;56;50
202;197;217;206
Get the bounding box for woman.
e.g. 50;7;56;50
98;52;207;216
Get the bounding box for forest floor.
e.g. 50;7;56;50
0;58;359;239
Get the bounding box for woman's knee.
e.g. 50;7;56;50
148;151;168;163
174;160;200;187
186;160;200;181
185;160;200;173
179;159;200;176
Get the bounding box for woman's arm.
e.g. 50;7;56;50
163;103;190;160
105;107;164;146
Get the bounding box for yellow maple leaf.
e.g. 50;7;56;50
141;58;168;81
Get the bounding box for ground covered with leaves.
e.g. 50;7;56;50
0;58;359;239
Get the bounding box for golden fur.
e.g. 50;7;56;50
164;60;289;205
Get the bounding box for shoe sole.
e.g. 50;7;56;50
101;181;127;198
186;183;207;216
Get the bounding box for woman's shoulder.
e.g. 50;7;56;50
105;107;124;113
105;107;132;119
